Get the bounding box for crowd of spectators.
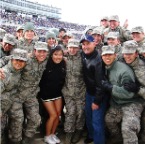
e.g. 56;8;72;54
0;10;89;39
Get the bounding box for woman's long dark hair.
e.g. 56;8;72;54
46;45;66;72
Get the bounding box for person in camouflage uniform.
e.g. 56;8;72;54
0;34;16;58
8;42;49;144
15;25;24;40
100;16;109;30
17;22;36;53
101;45;143;144
131;26;145;52
45;31;57;51
122;40;145;143
0;28;6;42
139;43;145;61
103;15;132;44
62;39;86;144
106;31;122;60
0;49;28;144
91;27;104;55
60;32;74;56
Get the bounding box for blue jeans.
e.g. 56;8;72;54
85;92;107;144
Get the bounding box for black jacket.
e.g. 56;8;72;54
82;50;106;105
39;59;66;100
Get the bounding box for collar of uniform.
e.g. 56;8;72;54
129;56;139;67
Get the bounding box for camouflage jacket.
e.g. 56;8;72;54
0;61;22;98
104;26;132;43
17;55;48;96
137;37;145;52
62;52;86;98
17;38;36;53
95;42;104;55
129;57;145;99
114;44;122;60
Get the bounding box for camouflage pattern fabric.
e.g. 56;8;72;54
62;53;86;132
8;56;47;142
105;103;143;144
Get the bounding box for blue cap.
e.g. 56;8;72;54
80;34;94;43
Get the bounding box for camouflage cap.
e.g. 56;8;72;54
45;31;56;42
23;22;35;34
122;40;138;54
101;45;116;55
67;39;80;48
62;32;73;39
34;41;48;51
131;26;144;34
16;25;24;32
139;43;145;53
100;16;109;21
109;15;119;22
3;34;16;45
12;48;28;61
49;28;59;37
107;32;119;39
0;28;6;39
92;27;103;35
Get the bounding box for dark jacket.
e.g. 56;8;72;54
81;50;106;105
39;58;66;100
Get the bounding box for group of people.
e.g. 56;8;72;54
0;14;145;144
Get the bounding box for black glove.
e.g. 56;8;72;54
123;81;140;93
102;80;113;93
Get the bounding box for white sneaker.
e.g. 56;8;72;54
44;135;56;144
51;134;61;143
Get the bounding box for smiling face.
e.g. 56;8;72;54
52;50;64;64
24;30;35;40
109;20;119;30
123;52;138;64
12;59;26;70
34;50;48;63
102;53;116;66
68;47;79;55
131;32;145;42
3;42;14;51
81;40;96;55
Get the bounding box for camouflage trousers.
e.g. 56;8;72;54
8;96;41;142
64;97;85;133
105;103;143;144
140;105;145;141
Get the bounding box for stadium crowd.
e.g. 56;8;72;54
0;8;145;144
0;10;88;40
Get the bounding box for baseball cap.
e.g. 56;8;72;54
109;15;119;22
101;45;115;55
92;27;103;35
100;16;109;21
107;32;119;39
67;39;80;48
16;25;24;32
3;34;16;46
12;48;28;61
34;42;48;51
80;34;94;43
122;40;138;54
131;26;144;34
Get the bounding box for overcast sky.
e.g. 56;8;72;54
30;0;145;29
